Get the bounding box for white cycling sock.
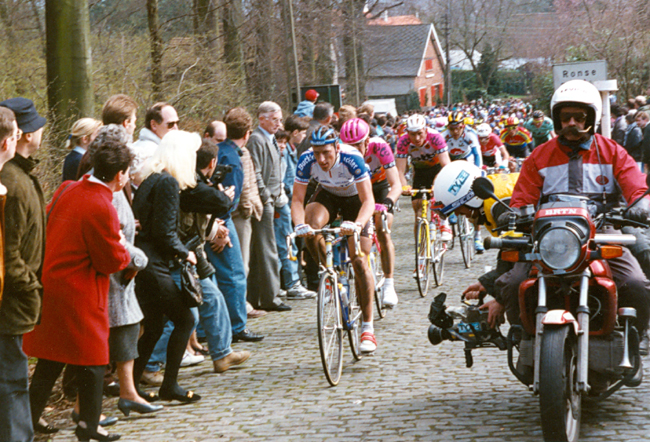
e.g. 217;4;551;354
384;278;394;288
361;321;374;334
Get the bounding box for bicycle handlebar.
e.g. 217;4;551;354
286;228;364;262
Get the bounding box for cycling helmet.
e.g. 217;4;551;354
310;125;338;146
339;118;370;144
406;114;426;132
433;161;483;216
532;110;544;119
464;116;474;126
476;123;492;138
550;79;602;135
505;116;520;127
448;111;465;126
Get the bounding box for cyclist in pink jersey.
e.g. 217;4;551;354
340;119;401;308
395;114;452;242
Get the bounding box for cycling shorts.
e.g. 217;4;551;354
308;185;373;237
372;180;394;214
411;166;440;201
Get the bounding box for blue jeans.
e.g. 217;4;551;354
206;216;248;335
0;334;33;442
274;203;300;289
146;272;232;370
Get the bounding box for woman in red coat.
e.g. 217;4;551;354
24;139;132;442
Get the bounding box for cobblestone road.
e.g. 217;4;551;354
45;196;650;441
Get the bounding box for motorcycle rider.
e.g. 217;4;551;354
486;81;650;343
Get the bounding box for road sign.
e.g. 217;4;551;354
552;60;607;90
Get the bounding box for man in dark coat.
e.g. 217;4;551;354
0;97;46;441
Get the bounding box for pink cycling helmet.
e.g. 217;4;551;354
340;118;370;144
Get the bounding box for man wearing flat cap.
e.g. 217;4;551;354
0;97;46;442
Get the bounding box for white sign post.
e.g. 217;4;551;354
552;60;616;139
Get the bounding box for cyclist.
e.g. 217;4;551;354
477;123;509;168
441;111;482;168
500;116;532;158
291;125;378;352
340;118;401;308
395;114;452;245
440;111;484;252
523;110;555;149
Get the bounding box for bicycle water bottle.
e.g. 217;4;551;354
339;274;349;306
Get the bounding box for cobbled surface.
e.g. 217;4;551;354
46;196;650;441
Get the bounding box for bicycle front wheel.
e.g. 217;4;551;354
415;220;431;297
317;273;343;386
458;214;474;269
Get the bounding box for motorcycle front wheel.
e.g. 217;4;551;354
539;326;581;442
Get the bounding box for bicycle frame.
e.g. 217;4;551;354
287;229;363;331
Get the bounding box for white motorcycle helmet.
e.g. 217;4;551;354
406;114;427;132
476;123;492;138
550;79;602;135
433;161;483;216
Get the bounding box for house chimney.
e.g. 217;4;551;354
416;12;419;19
383;10;388;21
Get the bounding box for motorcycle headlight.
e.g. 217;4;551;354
538;227;582;270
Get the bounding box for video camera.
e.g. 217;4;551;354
427;292;506;368
211;164;233;185
183;235;216;280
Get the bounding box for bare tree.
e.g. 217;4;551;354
45;0;94;132
146;0;164;101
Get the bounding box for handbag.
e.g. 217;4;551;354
180;261;203;307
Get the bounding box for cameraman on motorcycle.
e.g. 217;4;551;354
433;161;519;328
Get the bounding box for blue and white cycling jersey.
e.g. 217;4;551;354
295;145;370;197
440;128;482;168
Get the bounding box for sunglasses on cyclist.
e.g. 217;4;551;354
559;111;587;124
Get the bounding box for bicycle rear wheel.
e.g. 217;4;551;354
458;214;474;269
432;226;445;287
369;244;386;319
415;220;431;297
317;273;343;386
345;263;363;361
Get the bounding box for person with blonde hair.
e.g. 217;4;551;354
131;130;203;403
62;118;102;181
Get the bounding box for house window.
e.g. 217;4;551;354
431;86;437;105
419;88;427;107
425;59;434;71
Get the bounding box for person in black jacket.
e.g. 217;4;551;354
178;140;251;373
132;131;202;403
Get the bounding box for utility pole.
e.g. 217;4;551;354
445;0;452;106
287;0;301;107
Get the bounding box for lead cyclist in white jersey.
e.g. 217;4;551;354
291;125;378;353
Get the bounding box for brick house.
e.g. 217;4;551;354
360;20;446;111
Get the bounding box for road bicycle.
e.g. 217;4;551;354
408;188;447;297
287;229;364;386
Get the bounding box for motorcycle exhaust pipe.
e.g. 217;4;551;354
619;307;637;369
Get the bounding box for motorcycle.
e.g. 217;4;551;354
427;175;650;442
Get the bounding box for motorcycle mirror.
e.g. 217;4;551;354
472;177;516;213
472;177;496;200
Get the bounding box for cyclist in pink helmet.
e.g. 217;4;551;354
340;118;401;308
